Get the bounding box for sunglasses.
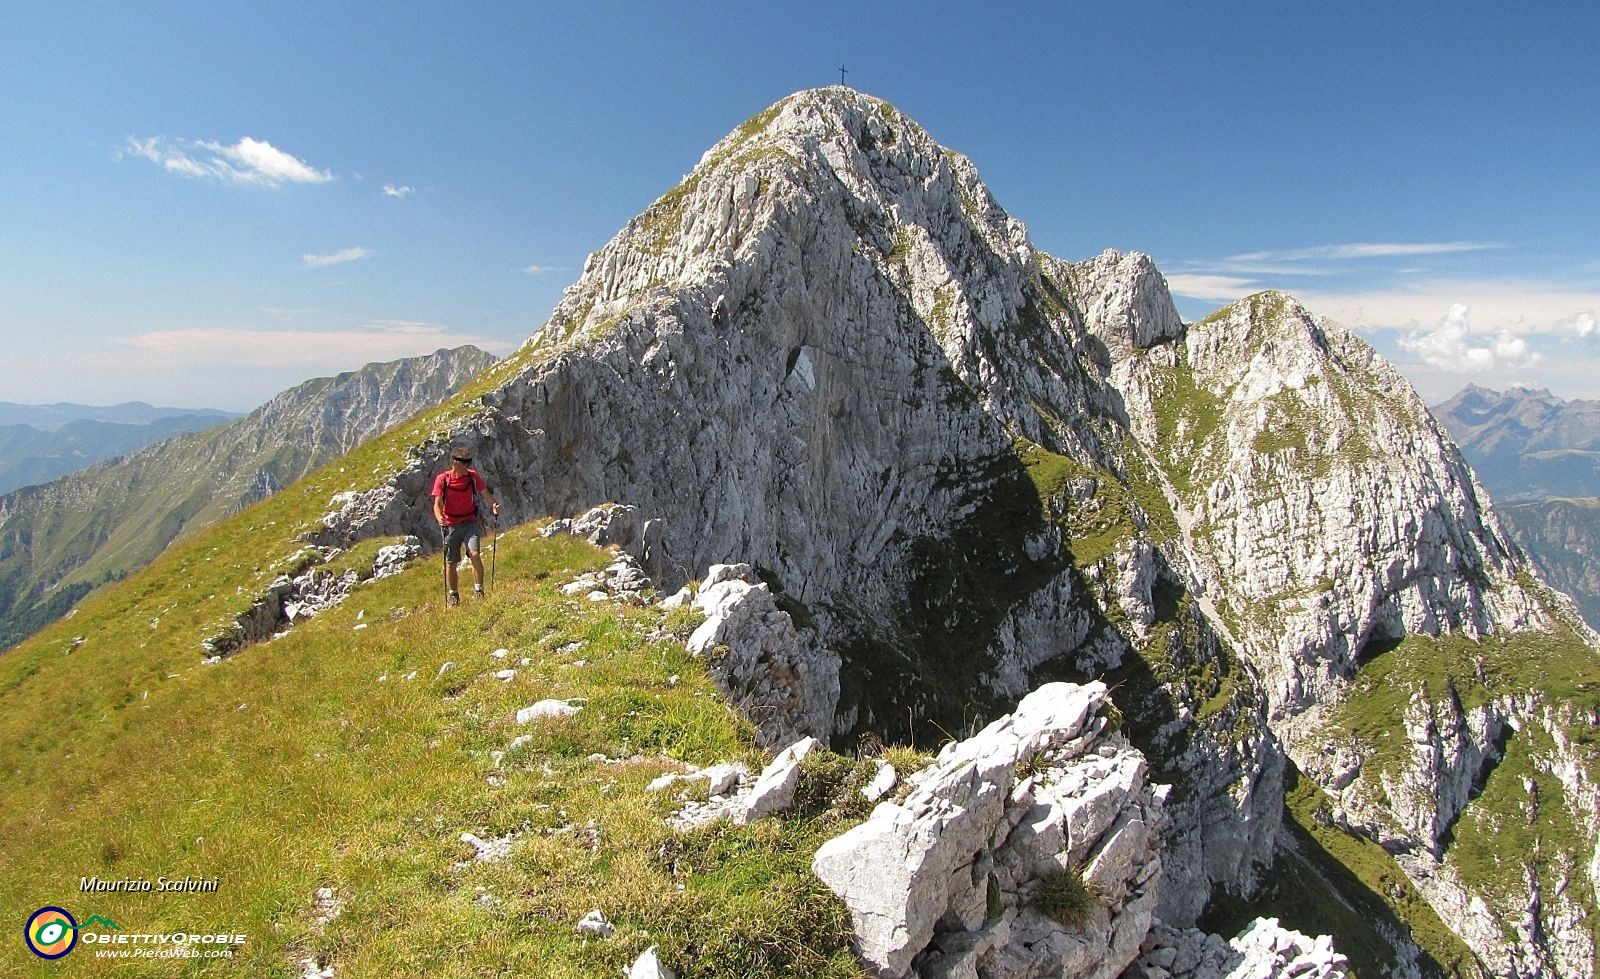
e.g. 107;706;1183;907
451;456;472;464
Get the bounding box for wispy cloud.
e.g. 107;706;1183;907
1164;273;1259;302
363;319;445;333
124;136;333;187
522;264;572;276
1165;241;1504;306
109;321;505;371
1225;241;1498;263
302;247;372;269
1398;303;1539;372
382;183;414;199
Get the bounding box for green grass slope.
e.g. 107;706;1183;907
0;396;872;977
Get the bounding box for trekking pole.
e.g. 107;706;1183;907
442;526;452;607
489;520;497;594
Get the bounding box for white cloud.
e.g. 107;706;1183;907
523;264;572;276
382;183;414;199
124;135;332;187
1294;280;1600;337
1226;241;1497;263
1556;310;1597;339
1398;303;1540;372
302;247;372;269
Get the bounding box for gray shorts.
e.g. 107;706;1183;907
443;521;481;563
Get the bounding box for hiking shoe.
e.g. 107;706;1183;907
448;590;460;607
474;585;485;598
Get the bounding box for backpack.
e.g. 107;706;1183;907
439;470;481;520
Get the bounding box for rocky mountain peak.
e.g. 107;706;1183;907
530;87;1041;388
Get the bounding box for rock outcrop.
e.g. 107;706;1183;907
813;681;1162;979
1129;918;1350;979
199;536;424;656
684;563;839;748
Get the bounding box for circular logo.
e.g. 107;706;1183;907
24;907;77;959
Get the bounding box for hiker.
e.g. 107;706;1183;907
432;447;501;604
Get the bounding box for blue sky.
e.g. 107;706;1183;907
3;1;1597;410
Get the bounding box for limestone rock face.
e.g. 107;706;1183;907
304;88;1600;975
1105;290;1600;975
1109;293;1538;718
812;681;1163;979
1072;249;1184;360
685;563;839;748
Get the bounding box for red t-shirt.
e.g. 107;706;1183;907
432;468;485;525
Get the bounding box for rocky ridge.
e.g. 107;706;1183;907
308;89;1600;976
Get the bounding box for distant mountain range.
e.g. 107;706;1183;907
0;400;237;430
0;346;495;650
0;413;240;494
1436;384;1600;629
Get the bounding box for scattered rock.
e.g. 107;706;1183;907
702;761;748;797
459;831;516;863
629;945;677;979
299;957;334;979
311;887;342;927
861;759;897;803
648;773;684;793
516;700;581;723
575;909;615;938
665;741;814;829
738;736;819;823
